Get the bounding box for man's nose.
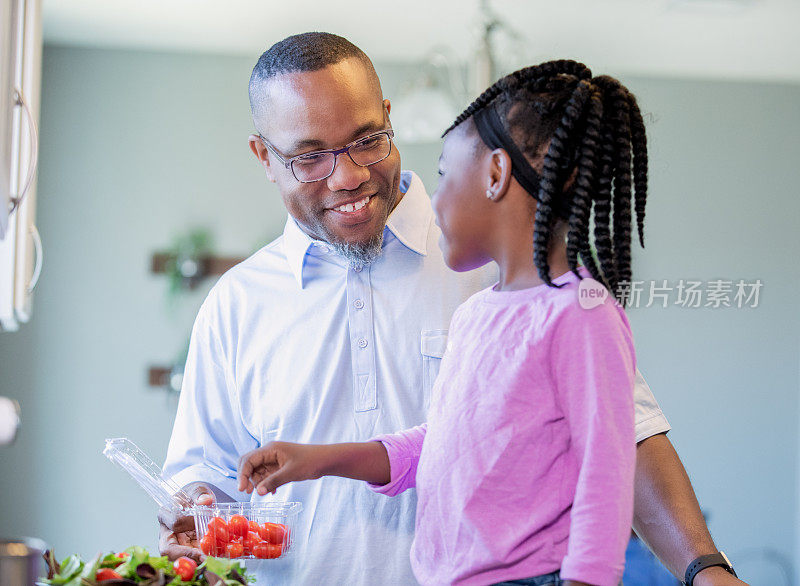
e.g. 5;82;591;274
326;152;370;192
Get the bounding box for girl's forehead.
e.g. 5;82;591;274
443;123;473;149
442;122;483;161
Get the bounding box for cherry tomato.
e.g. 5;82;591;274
248;520;260;532
253;542;282;559
258;522;287;544
228;515;249;539
207;517;230;545
226;541;244;558
270;522;289;544
199;535;213;555
173;556;197;581
200;535;223;556
206;527;228;547
242;531;261;555
95;568;122;582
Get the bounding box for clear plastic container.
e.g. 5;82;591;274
193;502;303;560
103;437;303;560
103;437;192;511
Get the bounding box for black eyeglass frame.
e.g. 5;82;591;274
259;128;396;183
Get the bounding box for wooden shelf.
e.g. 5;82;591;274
150;253;245;277
148;366;173;387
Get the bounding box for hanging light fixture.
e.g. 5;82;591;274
390;0;522;144
390;49;463;144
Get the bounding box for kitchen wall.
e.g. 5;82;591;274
0;44;798;583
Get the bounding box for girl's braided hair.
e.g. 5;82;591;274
444;60;648;305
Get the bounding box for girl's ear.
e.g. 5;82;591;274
486;148;512;201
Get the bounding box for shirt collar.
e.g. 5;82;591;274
281;170;433;288
282;215;316;289
385;170;432;257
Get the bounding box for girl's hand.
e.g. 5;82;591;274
237;441;329;496
237;441;392;495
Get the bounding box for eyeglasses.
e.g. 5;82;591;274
260;129;395;183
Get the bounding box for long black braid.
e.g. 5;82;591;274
566;86;605;284
629;96;649;248
444;60;649;305
608;81;634;289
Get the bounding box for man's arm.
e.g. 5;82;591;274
158;302;257;560
634;433;747;586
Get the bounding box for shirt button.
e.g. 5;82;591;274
358;338;368;348
353;265;362;273
354;299;364;309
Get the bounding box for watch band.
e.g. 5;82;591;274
684;551;737;585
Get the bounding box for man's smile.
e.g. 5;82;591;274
331;194;372;213
326;193;380;226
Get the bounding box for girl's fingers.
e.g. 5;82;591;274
237;471;258;493
255;467;292;496
238;465;273;494
238;453;257;478
237;455;256;492
238;474;251;494
237;445;290;495
237;449;273;490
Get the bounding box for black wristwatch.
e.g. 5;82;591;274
684;551;737;585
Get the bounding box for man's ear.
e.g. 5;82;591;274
384;98;391;116
249;134;277;183
486;148;512;201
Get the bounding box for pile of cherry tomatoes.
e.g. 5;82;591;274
200;514;289;559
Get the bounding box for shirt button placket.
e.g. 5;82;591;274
347;265;376;412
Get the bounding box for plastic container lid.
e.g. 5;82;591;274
103;437;192;511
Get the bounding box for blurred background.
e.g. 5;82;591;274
0;0;799;584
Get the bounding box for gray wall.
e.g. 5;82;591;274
0;45;798;583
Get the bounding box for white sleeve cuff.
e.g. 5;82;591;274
634;411;671;444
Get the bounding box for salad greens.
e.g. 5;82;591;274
41;546;253;586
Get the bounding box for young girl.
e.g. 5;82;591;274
237;60;648;586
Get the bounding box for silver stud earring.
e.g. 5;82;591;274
485;189;493;199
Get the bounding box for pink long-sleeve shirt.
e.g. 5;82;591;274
369;269;636;586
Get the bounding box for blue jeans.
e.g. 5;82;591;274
492;570;562;586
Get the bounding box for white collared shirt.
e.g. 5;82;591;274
163;171;669;585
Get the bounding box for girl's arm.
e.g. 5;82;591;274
237;441;391;495
552;303;637;586
237;423;428;496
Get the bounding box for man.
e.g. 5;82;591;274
160;33;744;586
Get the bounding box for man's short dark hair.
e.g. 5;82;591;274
249;32;380;128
